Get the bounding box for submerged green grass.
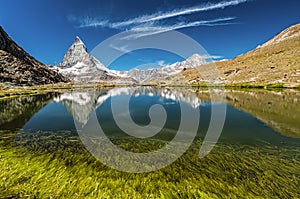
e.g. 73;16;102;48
0;131;300;198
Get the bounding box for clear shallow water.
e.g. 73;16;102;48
1;87;300;197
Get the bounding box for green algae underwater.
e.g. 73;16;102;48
0;87;300;198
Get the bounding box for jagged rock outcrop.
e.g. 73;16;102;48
0;26;69;85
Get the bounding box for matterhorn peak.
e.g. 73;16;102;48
74;36;85;46
55;36;111;82
56;36;89;68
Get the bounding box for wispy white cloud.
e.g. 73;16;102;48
123;17;236;39
69;0;247;39
111;0;246;28
134;60;170;70
203;55;224;60
78;17;109;28
67;15;109;28
156;60;169;66
73;0;247;29
109;44;131;53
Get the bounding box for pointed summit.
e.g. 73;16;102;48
55;36;112;82
74;36;85;46
57;36;89;68
75;36;81;40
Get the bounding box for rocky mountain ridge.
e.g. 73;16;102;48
0;26;69;85
2;22;299;86
54;36;205;84
180;23;300;85
53;36;115;83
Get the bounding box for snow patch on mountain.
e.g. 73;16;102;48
53;36;116;83
51;36;206;84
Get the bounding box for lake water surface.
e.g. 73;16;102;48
0;87;300;197
1;87;299;144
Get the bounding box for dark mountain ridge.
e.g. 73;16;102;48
0;26;69;85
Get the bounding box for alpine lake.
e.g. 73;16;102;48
0;86;300;198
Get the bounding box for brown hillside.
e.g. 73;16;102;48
181;23;300;85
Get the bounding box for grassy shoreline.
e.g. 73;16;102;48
0;82;299;100
0;83;119;100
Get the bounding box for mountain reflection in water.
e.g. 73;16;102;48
53;87;202;126
0;87;299;146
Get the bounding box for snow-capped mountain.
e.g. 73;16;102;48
52;36;206;84
124;54;205;83
53;36;116;82
170;54;206;70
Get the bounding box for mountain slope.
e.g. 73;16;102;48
124;54;205;83
0;26;69;85
54;36;116;83
54;37;206;84
181;23;300;85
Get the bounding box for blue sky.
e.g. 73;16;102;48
0;0;300;70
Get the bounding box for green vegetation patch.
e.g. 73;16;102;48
0;131;299;198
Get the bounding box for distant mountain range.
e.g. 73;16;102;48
0;23;299;86
0;26;69;85
53;36;205;84
181;23;300;86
